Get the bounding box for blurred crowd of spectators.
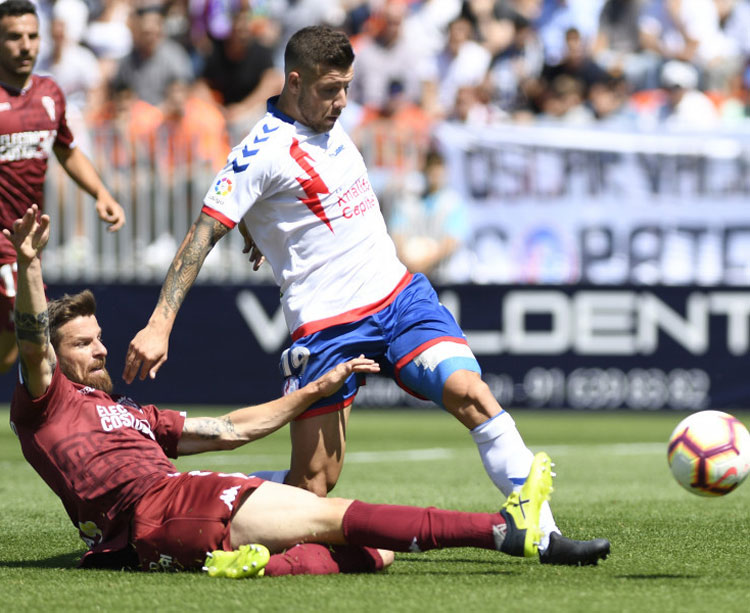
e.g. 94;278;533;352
33;0;750;158
28;0;750;277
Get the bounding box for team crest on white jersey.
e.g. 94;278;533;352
41;96;56;121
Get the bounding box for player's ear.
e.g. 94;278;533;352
287;71;302;94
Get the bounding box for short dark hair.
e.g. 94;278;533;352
284;25;354;78
0;0;37;20
48;290;97;350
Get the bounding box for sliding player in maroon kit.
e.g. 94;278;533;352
6;204;554;576
0;0;125;373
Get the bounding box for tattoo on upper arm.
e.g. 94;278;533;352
15;311;49;346
184;416;238;440
16;310;55;385
159;216;230;317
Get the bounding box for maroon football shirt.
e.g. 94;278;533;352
0;75;75;264
10;364;185;561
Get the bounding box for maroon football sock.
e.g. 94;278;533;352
264;543;384;576
342;500;502;552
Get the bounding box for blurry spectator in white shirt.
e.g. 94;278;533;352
39;0;103;154
659;59;720;129
424;16;492;118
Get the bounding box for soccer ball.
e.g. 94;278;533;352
667;410;750;497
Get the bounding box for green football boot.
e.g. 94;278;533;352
496;451;554;557
203;544;271;578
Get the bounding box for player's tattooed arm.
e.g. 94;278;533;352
14;310;50;346
177;415;242;455
123;213;229;383
158;213;230;319
5;205;55;397
15;310;57;382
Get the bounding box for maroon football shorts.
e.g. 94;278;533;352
131;471;264;571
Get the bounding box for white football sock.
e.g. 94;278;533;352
471;412;559;551
249;469;290;483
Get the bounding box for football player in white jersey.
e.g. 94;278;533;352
124;25;609;566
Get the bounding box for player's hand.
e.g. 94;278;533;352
123;324;170;383
238;220;264;271
95;191;126;232
2;205;50;264
313;355;380;398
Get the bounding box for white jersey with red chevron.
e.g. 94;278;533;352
202;97;408;339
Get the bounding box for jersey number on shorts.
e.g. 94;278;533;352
279;346;310;378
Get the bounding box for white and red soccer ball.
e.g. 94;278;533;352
667;410;750;497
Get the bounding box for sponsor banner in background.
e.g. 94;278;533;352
1;283;745;411
433;122;750;286
359;285;749;411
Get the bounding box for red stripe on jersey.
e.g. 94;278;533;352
291;271;413;341
295;393;356;420
201;205;237;229
290;138;333;233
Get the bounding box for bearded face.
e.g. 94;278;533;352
61;359;113;394
55;316;113;394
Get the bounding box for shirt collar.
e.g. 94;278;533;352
267;96;296;125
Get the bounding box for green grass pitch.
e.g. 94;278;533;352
2;407;749;613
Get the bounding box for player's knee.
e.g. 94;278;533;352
444;369;490;405
442;370;499;425
287;470;338;497
319;471;341;495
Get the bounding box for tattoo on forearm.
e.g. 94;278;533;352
159;216;229;317
185;416;238;440
14;311;50;346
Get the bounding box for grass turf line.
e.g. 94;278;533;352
1;408;749;613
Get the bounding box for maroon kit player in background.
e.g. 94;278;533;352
0;0;125;373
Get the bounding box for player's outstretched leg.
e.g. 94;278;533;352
203;544;271;578
539;532;610;566
496;452;554;557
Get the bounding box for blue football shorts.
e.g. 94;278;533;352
280;273;481;419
